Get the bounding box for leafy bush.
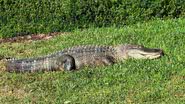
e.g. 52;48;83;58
0;0;185;38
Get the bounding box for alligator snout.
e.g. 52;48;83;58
127;46;164;59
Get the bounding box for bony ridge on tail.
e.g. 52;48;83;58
5;44;164;73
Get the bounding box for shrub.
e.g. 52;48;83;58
0;0;185;38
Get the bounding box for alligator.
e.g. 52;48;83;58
5;44;164;72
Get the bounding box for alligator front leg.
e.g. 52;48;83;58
99;56;115;66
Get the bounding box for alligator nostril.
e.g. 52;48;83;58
160;49;164;56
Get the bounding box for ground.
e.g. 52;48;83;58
0;18;185;103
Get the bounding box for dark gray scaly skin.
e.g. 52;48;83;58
5;44;164;72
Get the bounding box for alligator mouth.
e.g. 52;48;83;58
128;47;164;59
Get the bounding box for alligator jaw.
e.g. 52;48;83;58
127;46;164;59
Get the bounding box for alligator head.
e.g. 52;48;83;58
125;45;164;59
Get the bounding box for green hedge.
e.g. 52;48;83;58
0;0;185;38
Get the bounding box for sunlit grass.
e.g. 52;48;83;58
0;18;185;103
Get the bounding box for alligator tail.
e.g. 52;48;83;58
5;54;76;73
6;57;59;72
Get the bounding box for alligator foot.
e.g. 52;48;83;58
102;56;115;66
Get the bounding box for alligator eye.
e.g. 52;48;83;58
138;45;144;48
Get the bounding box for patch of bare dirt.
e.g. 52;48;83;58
0;85;28;99
0;32;68;43
0;59;7;72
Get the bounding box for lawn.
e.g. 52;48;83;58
0;18;185;104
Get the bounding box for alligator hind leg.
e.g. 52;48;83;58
57;55;76;71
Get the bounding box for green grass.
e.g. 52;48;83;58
0;18;185;104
